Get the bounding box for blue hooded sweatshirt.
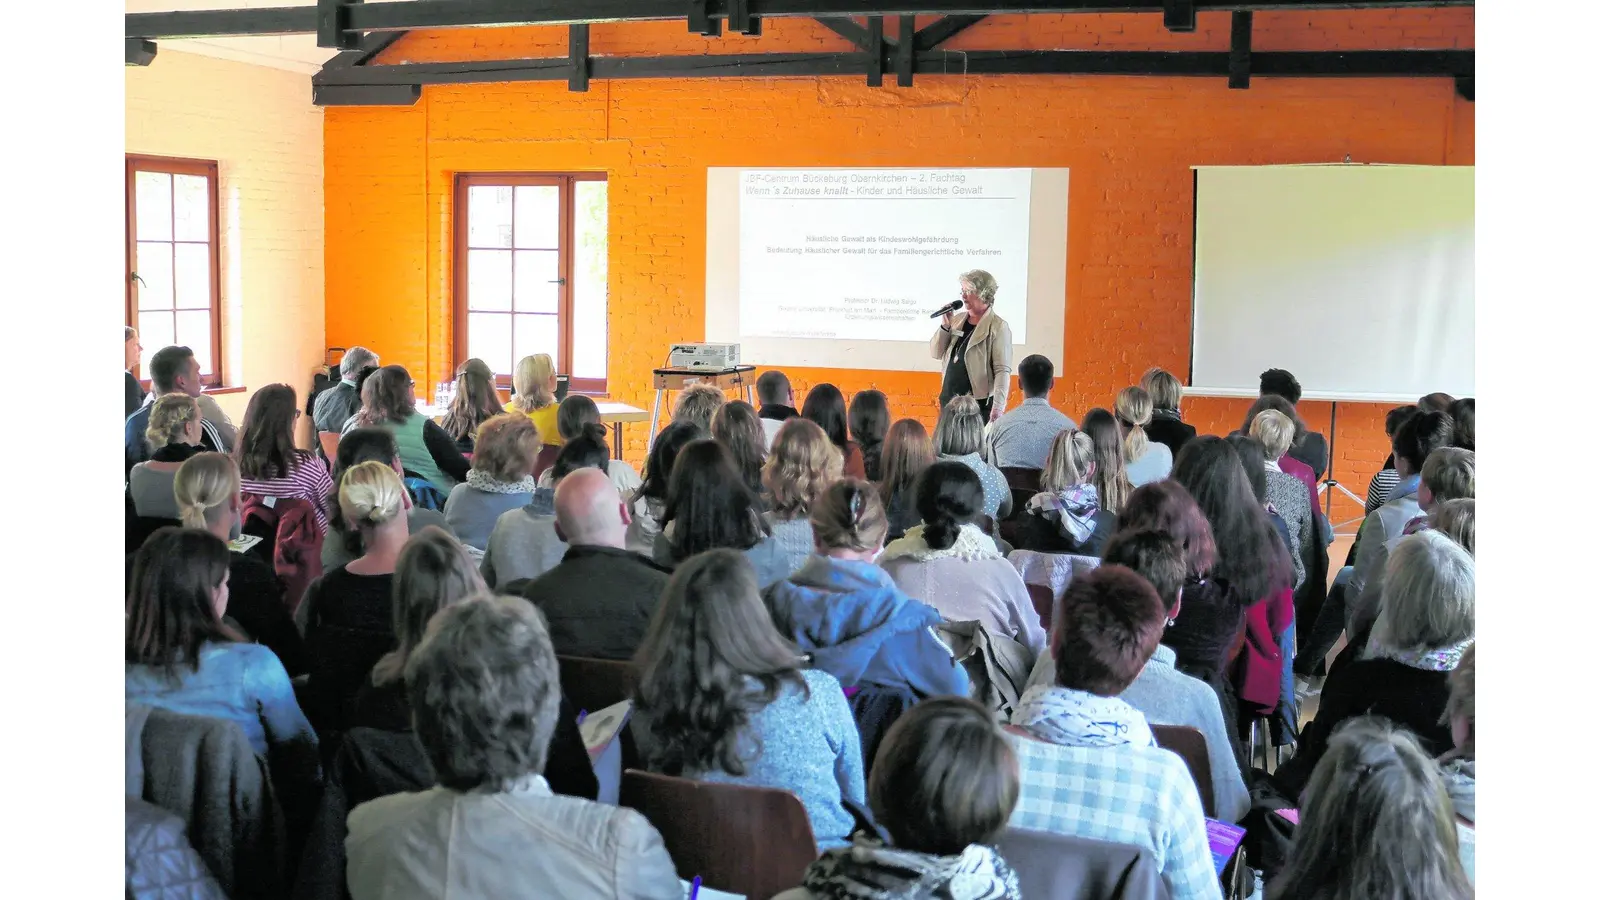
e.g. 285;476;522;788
765;556;969;699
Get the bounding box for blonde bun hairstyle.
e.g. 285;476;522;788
173;452;241;529
339;460;406;530
146;393;202;448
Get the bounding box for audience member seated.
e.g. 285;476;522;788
482;425;610;588
762;418;843;576
1015;428;1116;557
128;392;204;520
712;399;768;499
624;420;703;558
235;383;336;534
1419;391;1456;412
1140;367;1197;457
775;697;1022;900
347;364;470;494
1227;432;1305;590
1439;644;1475;883
1254;369;1329;479
672;381;727;434
1224;434;1300;726
847;389;890;482
1403;447;1474;537
756;370;801;449
442;413;539;551
322;428;451;570
1448;397;1474;450
439;358;502;454
1429;497;1474;554
1266;717;1472;900
878;419;934;540
299;461;409;732
1006;566;1221;900
345;596;679;900
313;346;378;434
519;468;672;660
879;461;1045;658
1080;408;1133;517
1021;529;1249;823
1251;409;1322;570
125;528;320;800
653;439;790;588
536;394;643;496
173;452;306;676
1116;386;1174;487
985;354;1073;470
933;395;1012;520
802;382;868;480
631;549;866;849
1273;530;1473;797
504;353;562;447
765;480;968;698
124;326;146;417
126;344;230;470
1364;405;1420;513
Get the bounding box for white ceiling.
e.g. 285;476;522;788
127;0;338;74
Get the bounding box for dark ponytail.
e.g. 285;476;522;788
915;460;984;551
552;422;610;479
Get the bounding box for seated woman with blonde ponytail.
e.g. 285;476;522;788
298;460;411;733
128;393;205;520
1015;428;1118;557
164;452;307;676
1116;386;1174;487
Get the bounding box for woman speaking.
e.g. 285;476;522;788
931;269;1014;422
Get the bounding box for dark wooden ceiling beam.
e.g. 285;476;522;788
913;14;986;51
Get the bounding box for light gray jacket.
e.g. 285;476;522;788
931;308;1014;411
346;777;682;900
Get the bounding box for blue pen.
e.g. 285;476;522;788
577;709;587;726
688;875;701;900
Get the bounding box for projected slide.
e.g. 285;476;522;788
737;168;1032;343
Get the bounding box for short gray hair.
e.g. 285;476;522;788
1373;530;1474;653
405;594;561;791
1421;447;1474;504
933;395;984;456
959;270;998;306
340;346;379;378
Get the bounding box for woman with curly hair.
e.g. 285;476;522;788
762;418;843;576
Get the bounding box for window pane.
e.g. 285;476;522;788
468;313;515;376
468;186;513;248
138;312;174;369
572;180;609;381
173;174;210;242
466;249;513;312
175;310;215;374
514;314;560;374
135;172;172;242
513;250;560;313
514;185;560;249
136;242;175;310
174;243;212;309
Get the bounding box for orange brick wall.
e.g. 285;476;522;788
324;10;1473;526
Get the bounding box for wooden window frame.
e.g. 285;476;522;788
452;172;608;396
126;154;224;389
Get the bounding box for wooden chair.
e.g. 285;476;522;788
531;443;560;481
317;431;340;460
1151;724;1216;818
999;466;1043;493
1025;582;1055;634
619;770;818;900
997;828;1170;900
556;655;638;717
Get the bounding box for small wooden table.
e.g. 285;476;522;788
416;400;650;460
648;365;757;450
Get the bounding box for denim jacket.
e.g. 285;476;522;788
125;641;317;759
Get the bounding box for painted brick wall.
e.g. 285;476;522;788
324;10;1473;526
127;49;326;438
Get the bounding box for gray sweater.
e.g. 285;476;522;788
443;484;533;551
481;489;566;589
763;514;816;579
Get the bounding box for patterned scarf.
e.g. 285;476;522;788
878;523;1004;564
465;468;539;495
801;838;1021;900
1367;636;1473;672
1402;514;1431;537
1011;684;1156;748
1025;483;1100;543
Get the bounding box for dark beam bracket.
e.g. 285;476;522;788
688;0;722;36
126;37;157;66
895;14;916;85
866;16;885;86
1228;10;1251;88
1455;74;1472;100
1163;0;1197;32
320;29;410;70
815;16;872;50
569;23;590;91
728;0;762;34
913;14;986;51
317;0;363;50
312;83;422;105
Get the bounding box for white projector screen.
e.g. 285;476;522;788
706;167;1067;372
1191;165;1474;402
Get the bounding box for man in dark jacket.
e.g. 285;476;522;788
518;468;671;660
312;345;379;433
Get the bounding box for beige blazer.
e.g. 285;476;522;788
931;308;1014;411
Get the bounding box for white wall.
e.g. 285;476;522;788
126;49;325;439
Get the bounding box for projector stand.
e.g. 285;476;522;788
647;365;757;451
1317;400;1370;536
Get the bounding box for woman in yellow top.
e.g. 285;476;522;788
503;353;562;446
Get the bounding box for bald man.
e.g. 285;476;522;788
516;468;673;660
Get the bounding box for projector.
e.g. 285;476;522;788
669;342;741;370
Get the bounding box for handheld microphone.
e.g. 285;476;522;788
929;300;962;319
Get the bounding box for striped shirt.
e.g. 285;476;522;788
240;450;336;533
